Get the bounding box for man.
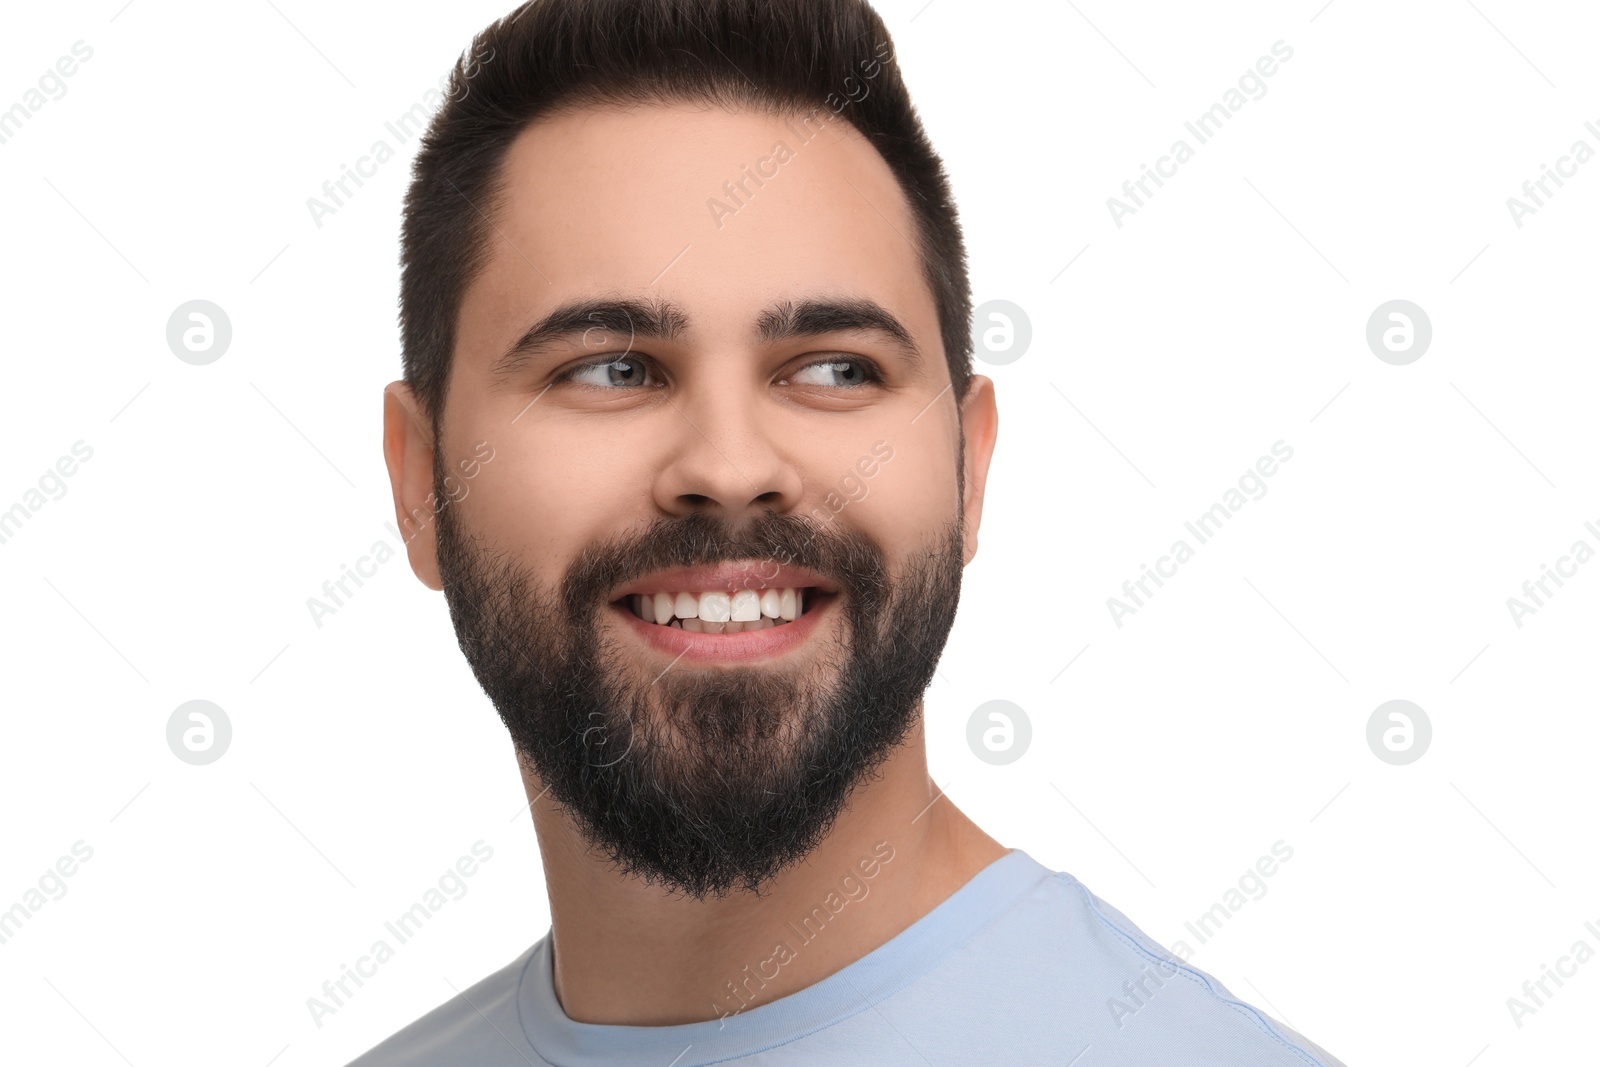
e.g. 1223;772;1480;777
360;0;1345;1062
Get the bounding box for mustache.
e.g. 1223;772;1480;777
559;510;888;615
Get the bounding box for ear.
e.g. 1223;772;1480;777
957;375;998;566
382;381;444;591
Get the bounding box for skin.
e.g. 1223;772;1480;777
381;100;1004;1025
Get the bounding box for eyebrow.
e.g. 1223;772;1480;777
489;295;922;379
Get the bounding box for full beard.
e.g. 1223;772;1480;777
434;486;965;900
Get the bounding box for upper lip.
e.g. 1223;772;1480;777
611;561;838;599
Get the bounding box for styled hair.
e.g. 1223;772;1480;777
399;0;973;432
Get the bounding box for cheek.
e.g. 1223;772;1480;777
457;441;641;570
834;425;958;535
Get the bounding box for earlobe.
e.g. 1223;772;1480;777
381;381;445;590
958;375;998;566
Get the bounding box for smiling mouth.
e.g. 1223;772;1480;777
617;587;825;633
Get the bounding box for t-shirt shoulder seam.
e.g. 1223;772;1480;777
1052;872;1335;1067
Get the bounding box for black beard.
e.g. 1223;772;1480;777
433;481;965;900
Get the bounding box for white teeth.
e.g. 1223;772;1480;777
653;592;674;625
730;589;760;622
626;587;813;629
698;591;731;622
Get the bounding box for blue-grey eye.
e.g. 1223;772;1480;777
567;357;655;388
788;359;876;387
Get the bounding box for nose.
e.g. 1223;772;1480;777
650;390;805;519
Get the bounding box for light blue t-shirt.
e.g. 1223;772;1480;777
348;848;1344;1066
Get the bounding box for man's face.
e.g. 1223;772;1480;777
385;101;996;898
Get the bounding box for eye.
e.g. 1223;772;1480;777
783;358;880;388
559;356;660;389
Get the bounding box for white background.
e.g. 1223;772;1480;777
2;1;1596;1064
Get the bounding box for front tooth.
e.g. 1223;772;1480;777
698;591;731;622
634;595;649;620
674;592;698;619
723;620;746;634
759;589;782;618
730;589;760;622
682;617;704;632
779;588;797;621
653;592;674;625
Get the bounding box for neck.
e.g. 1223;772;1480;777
521;717;1007;1026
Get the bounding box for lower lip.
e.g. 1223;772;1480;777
611;594;834;664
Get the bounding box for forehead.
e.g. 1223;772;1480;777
457;100;939;360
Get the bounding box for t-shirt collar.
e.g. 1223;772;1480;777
516;848;1048;1067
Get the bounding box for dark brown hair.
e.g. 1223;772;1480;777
399;0;972;432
